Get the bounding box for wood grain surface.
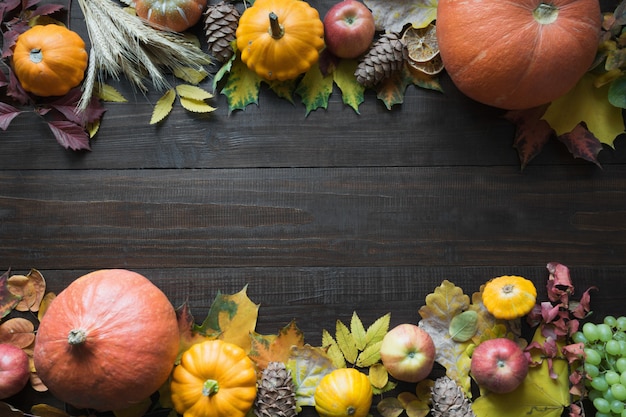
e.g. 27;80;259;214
1;0;625;415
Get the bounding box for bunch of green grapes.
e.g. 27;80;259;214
572;316;626;417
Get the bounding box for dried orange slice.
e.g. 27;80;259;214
401;24;439;63
406;53;444;76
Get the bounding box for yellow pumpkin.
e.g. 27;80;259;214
314;368;372;417
12;24;88;97
236;0;324;81
171;340;257;417
482;275;537;320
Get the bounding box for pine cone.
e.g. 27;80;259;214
355;32;406;87
431;376;476;417
255;362;297;417
204;1;240;63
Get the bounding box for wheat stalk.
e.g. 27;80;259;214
76;0;211;110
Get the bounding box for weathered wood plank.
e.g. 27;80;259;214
2;166;625;270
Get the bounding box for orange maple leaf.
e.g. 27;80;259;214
249;320;305;374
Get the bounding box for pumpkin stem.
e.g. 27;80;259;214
346;406;356;415
533;3;558;25
202;379;219;396
29;48;44;64
268;12;284;39
67;329;87;345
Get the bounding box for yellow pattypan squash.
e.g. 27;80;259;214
314;368;373;417
482;275;537;320
171;340;257;417
236;0;324;81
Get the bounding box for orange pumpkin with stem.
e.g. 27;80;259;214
436;0;602;110
33;269;180;411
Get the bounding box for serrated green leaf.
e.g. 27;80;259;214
173;66;209;85
333;59;364;113
213;52;237;92
150;89;176;124
350;312;367;350
267;79;297;103
295;62;333;116
356;339;383;367
336;320;358;364
176;84;213;100
95;84;127;102
365;312;391;345
179;97;217;113
221;55;261;113
608;76;626;108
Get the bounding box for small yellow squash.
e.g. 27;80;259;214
236;0;324;81
12;24;88;97
171;340;257;417
314;368;373;417
482;275;537;320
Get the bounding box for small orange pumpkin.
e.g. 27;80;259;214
236;0;325;81
135;0;207;32
170;340;257;417
33;269;180;411
12;24;88;97
436;0;602;110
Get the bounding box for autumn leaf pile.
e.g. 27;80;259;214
0;262;606;417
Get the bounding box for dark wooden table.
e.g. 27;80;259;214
2;0;626;415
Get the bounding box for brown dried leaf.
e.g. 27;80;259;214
8;269;46;312
0;270;21;318
504;104;553;170
29;372;48;392
377;396;404;417
37;292;56;321
29;404;70;417
0;317;35;348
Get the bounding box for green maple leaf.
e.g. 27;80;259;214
221;56;261;113
333;59;364;113
295;62;334;116
542;73;625;148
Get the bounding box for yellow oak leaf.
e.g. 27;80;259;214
542;73;625;147
418;280;473;394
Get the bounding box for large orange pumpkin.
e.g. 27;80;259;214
33;269;180;411
436;0;602;110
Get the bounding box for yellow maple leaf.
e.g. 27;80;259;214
542;73;625;147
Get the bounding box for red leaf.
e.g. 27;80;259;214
47;120;91;151
0;70;7;87
562;342;584;364
504;104;553;169
571;286;597;319
49;89;107;125
7;69;31;105
557;123;603;168
30;3;64;17
0;0;21;19
0;102;23;130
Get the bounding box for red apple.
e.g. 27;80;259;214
323;0;376;59
380;323;436;383
470;338;529;394
0;343;30;399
